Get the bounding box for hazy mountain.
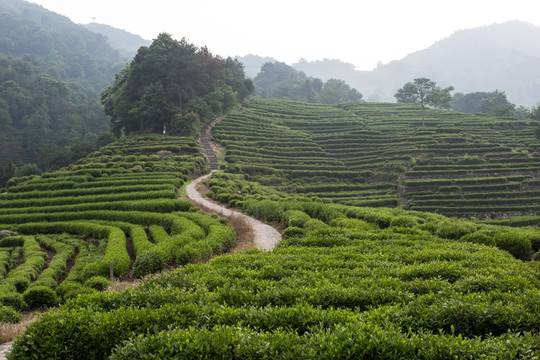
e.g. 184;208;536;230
83;22;151;59
235;54;278;78
241;21;540;107
292;58;358;83
348;20;540;106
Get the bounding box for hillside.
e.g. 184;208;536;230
0;0;125;171
2;125;540;358
82;23;151;60
210;99;540;224
244;21;540;106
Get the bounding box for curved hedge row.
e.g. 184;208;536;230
8;199;540;359
0;134;238;321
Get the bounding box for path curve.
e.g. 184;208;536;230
186;171;281;251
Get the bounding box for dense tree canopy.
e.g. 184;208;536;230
395;78;454;126
452;90;517;117
253;62;362;104
102;34;253;137
0;55;112;168
0;0;126;184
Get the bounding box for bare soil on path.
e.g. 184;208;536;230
186;171;281;251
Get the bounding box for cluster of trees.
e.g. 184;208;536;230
395;78;540;127
0;0;124;85
102;33;254;137
451;90;531;118
253;62;362;104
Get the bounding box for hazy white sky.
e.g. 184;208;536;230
28;0;540;70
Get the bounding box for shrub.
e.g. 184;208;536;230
132;248;167;278
282;226;305;239
0;292;24;311
23;286;58;309
493;231;532;260
282;210;311;228
10;277;31;293
303;219;328;231
460;232;495;246
435;220;476;240
84;276;110;291
0;305;22;323
390;216;418;228
243;200;283;223
56;281;97;302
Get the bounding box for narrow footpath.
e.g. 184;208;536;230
189;118;281;250
186;171;281;251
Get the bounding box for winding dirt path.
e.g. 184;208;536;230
186;171;281;251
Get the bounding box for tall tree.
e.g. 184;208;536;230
102;33;253;136
395;78;453;126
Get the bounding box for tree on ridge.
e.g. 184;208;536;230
395;78;454;126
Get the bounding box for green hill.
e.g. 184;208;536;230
0;0;125;172
209;99;540;223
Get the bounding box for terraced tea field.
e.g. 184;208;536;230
9;200;540;359
212;99;540;224
0;134;236;320
3;101;540;359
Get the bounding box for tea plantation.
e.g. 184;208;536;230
0;134;236;321
3;100;540;359
212;99;540;224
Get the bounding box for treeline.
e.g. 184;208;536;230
253;61;362;104
102;33;254;137
452;90;535;118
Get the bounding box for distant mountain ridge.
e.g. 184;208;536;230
83;22;151;59
239;21;540;107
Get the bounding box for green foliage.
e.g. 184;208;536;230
23;285;58;309
493;231;532;260
452;90;519;117
254;62;362;104
0;292;23;311
132;248;166;279
102;33;253;136
282;226;305;239
394;78;454;125
84;276;110;291
0;305;21;324
10;209;540;359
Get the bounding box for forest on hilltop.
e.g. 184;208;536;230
0;0;126;183
101;33;253;137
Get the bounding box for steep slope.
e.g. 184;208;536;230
0;0;126;170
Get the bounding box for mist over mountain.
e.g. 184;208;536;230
240;21;540;107
235;54;278;78
83;22;151;59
